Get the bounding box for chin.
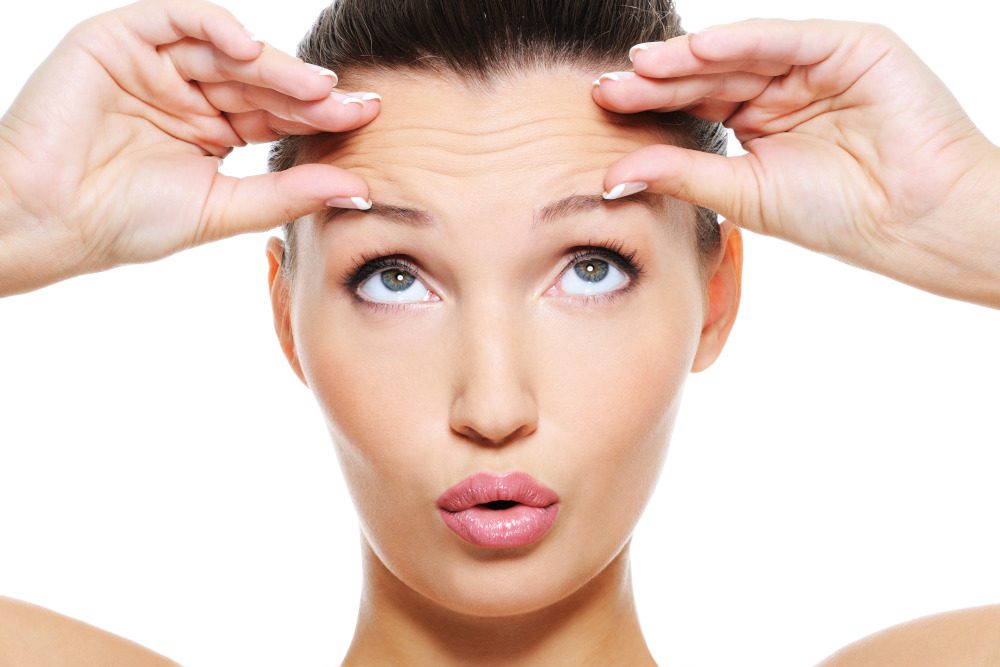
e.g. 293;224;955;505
374;524;627;619
424;564;590;618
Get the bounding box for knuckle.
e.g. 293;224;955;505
863;21;900;43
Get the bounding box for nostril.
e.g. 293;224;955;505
480;500;519;510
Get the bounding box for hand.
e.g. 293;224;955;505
0;0;380;296
592;19;1000;308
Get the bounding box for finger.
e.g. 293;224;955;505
161;37;338;102
690;18;885;67
629;33;793;79
685;99;744;123
116;0;262;61
199;162;372;242
593;71;771;115
603;144;761;233
634;18;883;80
199;81;381;132
225;100;380;143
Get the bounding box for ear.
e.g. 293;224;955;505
266;237;308;387
691;221;743;373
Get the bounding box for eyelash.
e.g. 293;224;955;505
338;239;646;314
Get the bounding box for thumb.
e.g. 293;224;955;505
603;143;759;232
200;162;370;242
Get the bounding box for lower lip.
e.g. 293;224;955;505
438;503;560;548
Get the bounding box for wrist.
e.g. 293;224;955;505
0;146;83;297
897;141;1000;308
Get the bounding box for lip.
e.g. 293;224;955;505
436;471;560;548
436;471;560;512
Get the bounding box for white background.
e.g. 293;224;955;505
1;0;998;665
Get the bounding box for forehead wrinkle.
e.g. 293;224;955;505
314;128;647;166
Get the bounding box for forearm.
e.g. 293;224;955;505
897;142;1000;309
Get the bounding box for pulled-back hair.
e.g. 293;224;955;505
268;0;728;276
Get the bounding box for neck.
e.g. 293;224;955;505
341;536;656;666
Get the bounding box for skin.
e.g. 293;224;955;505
265;68;742;665
0;596;180;667
2;2;999;663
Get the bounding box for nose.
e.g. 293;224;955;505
448;300;539;448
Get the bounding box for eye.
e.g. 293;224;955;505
356;262;435;304
340;240;644;313
556;253;630;298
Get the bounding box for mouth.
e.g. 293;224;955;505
436;471;560;548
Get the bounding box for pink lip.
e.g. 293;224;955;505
436;471;560;548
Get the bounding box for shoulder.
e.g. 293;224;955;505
0;595;180;667
818;604;1000;666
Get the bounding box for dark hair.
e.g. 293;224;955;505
268;0;728;277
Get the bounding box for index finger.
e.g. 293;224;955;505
632;18;882;79
115;0;262;61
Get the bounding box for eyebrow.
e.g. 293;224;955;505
316;190;667;230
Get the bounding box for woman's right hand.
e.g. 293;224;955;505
0;0;380;297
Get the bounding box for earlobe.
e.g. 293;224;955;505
265;237;308;387
691;222;743;373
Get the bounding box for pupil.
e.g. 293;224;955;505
574;258;608;283
381;269;415;292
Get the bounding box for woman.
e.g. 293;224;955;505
1;0;998;665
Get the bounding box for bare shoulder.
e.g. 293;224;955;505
818;604;1000;666
0;595;180;667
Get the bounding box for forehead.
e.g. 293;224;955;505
301;67;694;237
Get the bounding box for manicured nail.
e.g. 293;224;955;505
628;43;653;62
325;196;373;210
245;30;265;46
591;71;637;86
305;64;339;87
602;181;648;200
330;91;365;107
345;91;382;102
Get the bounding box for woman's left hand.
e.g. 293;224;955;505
592;19;1000;308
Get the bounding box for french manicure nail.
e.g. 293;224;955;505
306;64;339;86
330;91;365;107
326;196;373;210
602;181;648;200
346;91;382;102
591;71;637;87
628;43;652;62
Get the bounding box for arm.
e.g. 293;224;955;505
819;604;1000;667
0;595;180;667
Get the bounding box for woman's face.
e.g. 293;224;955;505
267;68;741;617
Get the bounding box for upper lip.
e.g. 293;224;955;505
436;471;560;512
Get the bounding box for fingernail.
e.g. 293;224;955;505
305;64;339;87
602;181;648;200
245;29;265;46
330;91;365;107
592;71;637;87
628;43;653;62
346;91;382;102
325;196;373;210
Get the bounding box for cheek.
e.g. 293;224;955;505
290;280;455;538
535;276;702;514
